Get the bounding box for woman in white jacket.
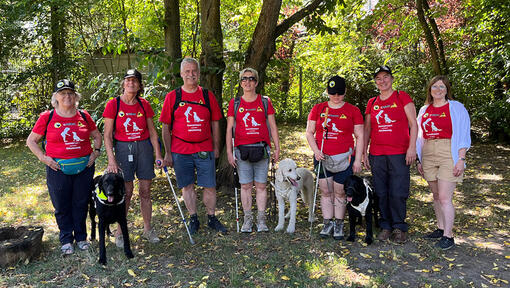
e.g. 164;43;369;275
416;75;471;250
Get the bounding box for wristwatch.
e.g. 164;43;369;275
94;148;101;154
459;157;466;162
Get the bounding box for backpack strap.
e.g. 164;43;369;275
170;87;211;130
232;94;271;141
43;109;88;150
113;96;145;134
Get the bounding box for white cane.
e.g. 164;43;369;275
310;107;329;236
232;138;240;233
159;161;195;245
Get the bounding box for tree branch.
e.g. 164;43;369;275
274;0;325;38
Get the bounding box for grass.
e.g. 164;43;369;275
1;124;510;287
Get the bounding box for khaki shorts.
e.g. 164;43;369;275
422;138;463;183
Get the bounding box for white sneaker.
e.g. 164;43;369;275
256;211;269;232
241;211;253;233
115;234;124;248
143;229;160;243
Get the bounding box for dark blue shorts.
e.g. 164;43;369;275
172;152;216;188
314;157;354;185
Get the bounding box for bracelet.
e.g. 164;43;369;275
459;157;466;161
94;148;101;153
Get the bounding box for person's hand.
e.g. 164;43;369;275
363;153;371;170
417;162;424;177
41;155;59;171
87;151;100;167
314;150;325;161
227;151;236;168
106;160;120;173
273;148;280;163
155;157;164;169
353;158;362;174
405;147;417;166
453;160;465;177
163;152;173;168
214;147;220;159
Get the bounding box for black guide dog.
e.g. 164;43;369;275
344;175;379;245
93;172;134;265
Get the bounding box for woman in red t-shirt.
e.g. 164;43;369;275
226;68;280;233
306;76;364;240
416;75;471;250
363;66;417;244
26;79;102;255
103;69;163;245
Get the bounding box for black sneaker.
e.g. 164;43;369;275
189;214;200;235
435;236;455;250
424;228;444;239
207;215;228;234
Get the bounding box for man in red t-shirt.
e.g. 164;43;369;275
160;58;226;234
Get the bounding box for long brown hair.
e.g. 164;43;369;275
425;75;453;105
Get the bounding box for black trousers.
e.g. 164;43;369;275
369;154;410;232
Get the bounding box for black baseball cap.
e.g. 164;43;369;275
54;79;75;93
124;69;142;83
327;76;346;95
374;65;392;78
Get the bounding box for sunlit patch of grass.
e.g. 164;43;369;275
474;173;503;181
303;253;371;286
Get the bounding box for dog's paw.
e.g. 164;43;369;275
346;235;355;242
98;258;107;265
286;226;295;234
275;225;284;232
364;237;373;245
125;251;134;259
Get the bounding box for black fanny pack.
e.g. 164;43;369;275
238;144;267;163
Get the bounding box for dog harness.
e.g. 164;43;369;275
94;185;125;206
349;178;373;216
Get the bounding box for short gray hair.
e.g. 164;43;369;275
51;90;81;109
239;67;259;82
180;57;200;73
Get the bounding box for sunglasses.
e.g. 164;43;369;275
431;85;447;90
241;76;257;82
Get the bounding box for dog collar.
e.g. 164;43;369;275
350;181;372;216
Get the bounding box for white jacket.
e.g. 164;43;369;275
416;100;471;166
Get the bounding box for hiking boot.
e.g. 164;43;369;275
377;229;392;241
391;229;407;244
333;220;344;240
435;236;455;250
208;215;228;234
424;228;444;240
256;211;269;232
189;214;200;235
241;211;253;233
143;228;160;243
319;219;334;238
115;234;124;248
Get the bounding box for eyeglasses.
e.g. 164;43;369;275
431;85;447;90
59;91;75;96
241;76;257;82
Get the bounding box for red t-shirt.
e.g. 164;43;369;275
159;86;223;154
365;91;413;155
227;95;275;147
308;102;363;155
32;110;97;159
102;97;155;142
421;103;452;139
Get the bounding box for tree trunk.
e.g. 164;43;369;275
423;0;448;75
243;0;325;91
416;0;442;75
118;0;131;68
164;0;182;60
199;0;230;187
50;4;67;82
